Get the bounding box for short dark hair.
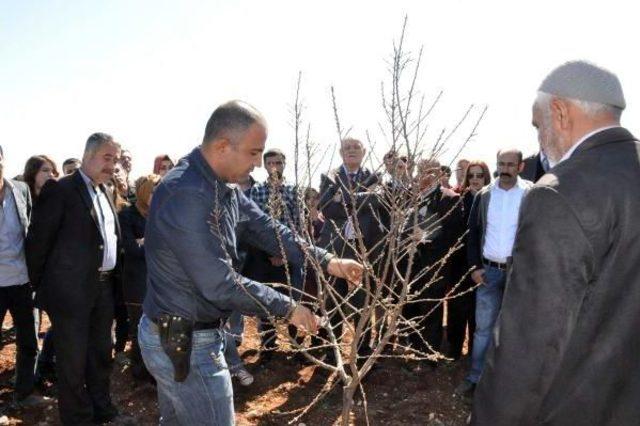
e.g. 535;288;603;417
62;158;81;167
202;100;263;144
84;132;120;157
496;148;523;164
263;148;285;163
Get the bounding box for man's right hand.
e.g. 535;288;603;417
471;269;485;284
288;304;320;334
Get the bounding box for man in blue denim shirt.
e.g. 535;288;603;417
139;100;363;425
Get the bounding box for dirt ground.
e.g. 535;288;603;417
0;314;471;425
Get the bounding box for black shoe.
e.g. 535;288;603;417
454;379;476;403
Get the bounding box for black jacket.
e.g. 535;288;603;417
119;204;147;304
520;152;546;183
473;127;640;425
25;171;122;313
407;186;464;287
317;166;382;257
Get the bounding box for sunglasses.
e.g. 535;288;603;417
468;172;485;179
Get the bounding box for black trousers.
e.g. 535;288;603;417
125;304;153;382
113;302;129;353
403;277;446;357
446;283;476;359
0;283;38;399
318;277;373;361
50;275;116;425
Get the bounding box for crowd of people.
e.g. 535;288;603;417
0;59;638;426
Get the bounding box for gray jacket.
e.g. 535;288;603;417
473;127;640;425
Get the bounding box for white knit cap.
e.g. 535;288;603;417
539;60;626;110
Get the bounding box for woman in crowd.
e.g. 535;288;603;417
118;174;159;382
23;155;59;200
446;160;491;360
105;170;130;364
23;155;59;387
152;154;174;177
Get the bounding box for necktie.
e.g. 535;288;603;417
541;155;550;172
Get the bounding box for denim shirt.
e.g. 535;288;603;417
143;147;332;322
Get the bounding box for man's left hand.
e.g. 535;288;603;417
327;258;364;287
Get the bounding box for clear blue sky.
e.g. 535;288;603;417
2;0;638;184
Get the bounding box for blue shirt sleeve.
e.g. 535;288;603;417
155;188;293;318
237;190;333;269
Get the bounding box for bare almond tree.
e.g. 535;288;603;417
209;17;486;425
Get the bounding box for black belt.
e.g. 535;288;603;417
151;316;224;331
483;257;507;270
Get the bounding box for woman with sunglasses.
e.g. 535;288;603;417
446;160;492;361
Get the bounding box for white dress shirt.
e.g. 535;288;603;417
79;170;118;271
482;177;528;263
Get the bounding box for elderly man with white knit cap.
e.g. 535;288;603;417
471;61;640;425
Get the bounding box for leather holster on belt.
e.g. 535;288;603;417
157;313;194;382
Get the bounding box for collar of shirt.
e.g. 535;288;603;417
341;164;361;180
553;125;621;167
490;176;528;193
78;168;98;192
190;148;234;195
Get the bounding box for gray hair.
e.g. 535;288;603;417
83;133;121;158
535;92;622;122
202;100;265;145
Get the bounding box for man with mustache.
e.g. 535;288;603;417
26;133;128;424
455;148;533;401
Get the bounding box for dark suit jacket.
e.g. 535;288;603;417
473;127;640;425
119;204;146;305
520;152;546;182
317;166;382;257
406;186;464;292
25;171;122;314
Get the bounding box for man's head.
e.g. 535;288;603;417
62;158;81;175
339;138;366;170
532;60;624;165
120;149;132;174
201;100;267;183
81;133;121;185
383;150;398;173
416;158;441;191
263;148;286;179
455;159;470;185
496;149;524;188
440;165;452;188
113;162;128;194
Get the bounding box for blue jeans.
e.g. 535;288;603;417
138;314;234;425
466;265;506;383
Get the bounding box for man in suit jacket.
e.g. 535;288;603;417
318;137;383;363
0;145;41;406
403;159;464;363
472;61;640;425
520;151;550;182
26;133;125;425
